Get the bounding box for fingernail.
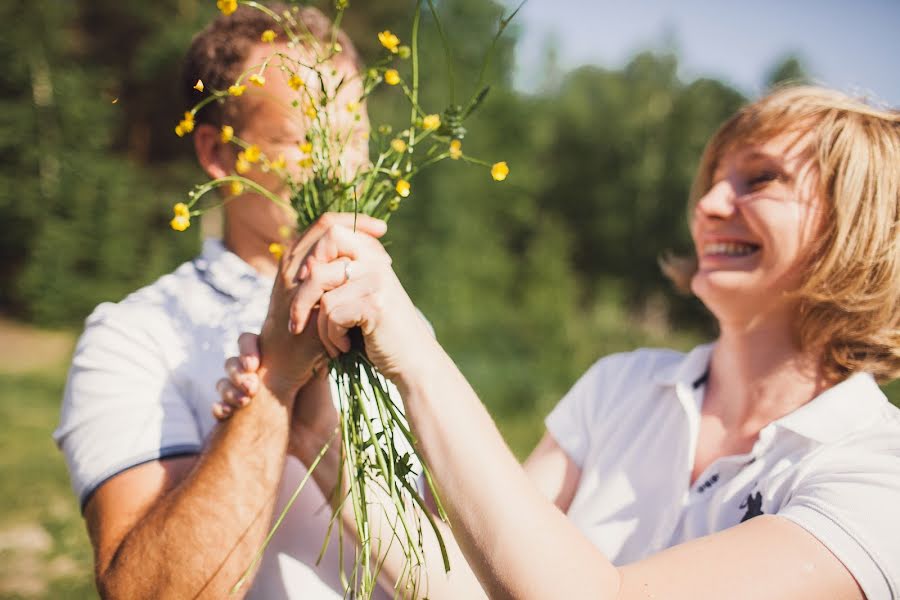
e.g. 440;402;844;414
299;264;309;280
239;356;250;371
288;318;296;333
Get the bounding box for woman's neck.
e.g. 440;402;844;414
708;314;828;432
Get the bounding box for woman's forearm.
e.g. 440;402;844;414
396;341;621;600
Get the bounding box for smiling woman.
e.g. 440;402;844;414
218;85;900;600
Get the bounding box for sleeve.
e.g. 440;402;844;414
53;303;203;511
777;439;900;600
544;354;624;468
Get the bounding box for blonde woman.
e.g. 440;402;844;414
217;86;900;599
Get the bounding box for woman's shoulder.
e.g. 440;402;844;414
582;344;713;391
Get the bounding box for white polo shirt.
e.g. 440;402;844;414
54;239;392;600
546;344;900;600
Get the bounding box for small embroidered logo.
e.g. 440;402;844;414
739;491;764;522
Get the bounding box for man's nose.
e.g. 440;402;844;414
695;180;738;220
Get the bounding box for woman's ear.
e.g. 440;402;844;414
194;123;230;180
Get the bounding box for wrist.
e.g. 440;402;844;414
395;337;447;400
258;366;309;407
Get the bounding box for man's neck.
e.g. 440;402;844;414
223;227;278;279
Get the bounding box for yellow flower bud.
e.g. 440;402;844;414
229;180;244;196
248;73;266;87
378;31;401;53
173;202;190;217
384;69;400;86
228;84;246;97
244;145;261;163
170;215;191;231
390;138;407;153
193;79;204;92
220;125;234;144
288;74;304;91
299;142;313;154
422;114;440;131
261;30;277;43
449;139;462;160
268;242;285;260
395;179;411;198
217;0;237;16
235;153;251;174
491;161;509;182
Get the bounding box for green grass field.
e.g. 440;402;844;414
1;318;897;599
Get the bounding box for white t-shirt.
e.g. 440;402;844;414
546;344;900;600
54;239;393;600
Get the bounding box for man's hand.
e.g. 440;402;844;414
215;333;339;465
256;213;387;400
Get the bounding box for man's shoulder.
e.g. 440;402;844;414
79;258;204;349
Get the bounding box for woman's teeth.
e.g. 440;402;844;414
704;242;759;257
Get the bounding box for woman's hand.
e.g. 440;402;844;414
288;224;440;386
257;213;387;400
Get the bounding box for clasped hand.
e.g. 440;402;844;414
214;213;436;437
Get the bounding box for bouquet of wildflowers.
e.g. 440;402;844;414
172;1;517;597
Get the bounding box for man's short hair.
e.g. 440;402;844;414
181;2;360;128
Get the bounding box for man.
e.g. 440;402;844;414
54;5;389;598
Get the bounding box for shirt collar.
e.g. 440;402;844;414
653;343;715;389
771;372;888;444
654;342;889;445
192;238;273;302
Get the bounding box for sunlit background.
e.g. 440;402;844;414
1;1;898;596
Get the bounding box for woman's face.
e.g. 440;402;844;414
689;132;826;326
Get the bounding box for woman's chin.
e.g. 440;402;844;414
691;271;766;313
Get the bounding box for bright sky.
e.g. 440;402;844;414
511;0;900;105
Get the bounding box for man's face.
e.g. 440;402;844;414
225;42;370;242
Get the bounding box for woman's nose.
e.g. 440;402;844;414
695;180;738;220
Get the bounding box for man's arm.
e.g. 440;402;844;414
78;213;386;599
85;378;294;599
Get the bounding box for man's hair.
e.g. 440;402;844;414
181;3;360;128
662;85;900;383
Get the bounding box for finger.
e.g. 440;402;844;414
302;227;389;280
237;332;261;372
216;377;251;408
312;213;388;239
317;301;342;358
223;360;257;395
291;257;357;335
212;402;233;421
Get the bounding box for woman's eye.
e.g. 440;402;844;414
746;170;778;189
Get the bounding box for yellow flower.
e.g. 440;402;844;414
193;79;204;92
228;84;246;96
384;69;400;86
244;145;261;163
449;139;462;160
390;138;407;153
235;153;251;174
175;111;195;137
173;202;190;217
346;101;359;113
288;73;304;91
278;224;292;239
220;125;234;143
491;161;509;181
304;104;318;119
298;157;314;168
248;73;266;87
268;242;285;260
270;154;286;170
261;29;277;43
422;114;440;131
217;0;237;16
378;30;401;53
395;179;411;198
299;141;313;154
170;215;191;231
229;180;245;196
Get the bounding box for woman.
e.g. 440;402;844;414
217;86;900;599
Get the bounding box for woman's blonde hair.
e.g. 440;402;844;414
663;86;900;383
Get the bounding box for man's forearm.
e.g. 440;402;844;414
98;380;294;599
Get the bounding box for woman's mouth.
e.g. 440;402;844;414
702;241;760;257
